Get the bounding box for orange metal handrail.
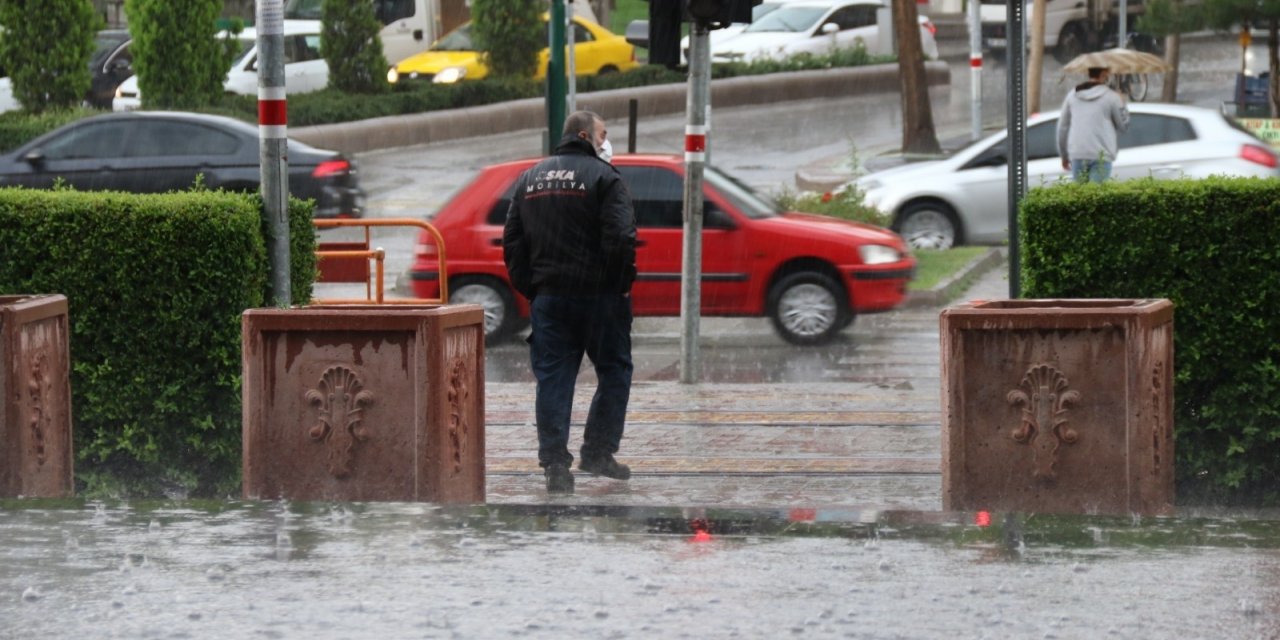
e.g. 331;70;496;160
311;218;448;305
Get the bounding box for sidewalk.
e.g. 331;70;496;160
483;262;1010;509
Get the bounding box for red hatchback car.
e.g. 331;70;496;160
410;154;916;345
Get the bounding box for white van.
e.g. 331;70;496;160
284;0;444;65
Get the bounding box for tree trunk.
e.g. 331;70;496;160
1028;0;1049;114
1161;33;1181;103
1270;18;1279;118
894;0;941;154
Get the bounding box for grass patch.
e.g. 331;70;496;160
910;247;989;291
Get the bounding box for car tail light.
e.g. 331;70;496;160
1240;144;1278;168
923;19;937;36
313;159;351;178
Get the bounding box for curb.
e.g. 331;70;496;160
292;62;950;155
905;246;1005;308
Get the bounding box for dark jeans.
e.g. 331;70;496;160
529;293;633;468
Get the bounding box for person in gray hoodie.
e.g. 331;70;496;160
1056;66;1130;183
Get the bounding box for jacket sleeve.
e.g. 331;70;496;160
598;172;638;291
503;176;535;300
1056;95;1072;159
1112;96;1130;133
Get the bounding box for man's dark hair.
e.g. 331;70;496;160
563;110;602;137
1087;66;1108;79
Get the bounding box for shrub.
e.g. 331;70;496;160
773;184;890;227
0;188;316;497
321;0;388;94
125;0;240;109
1019;177;1280;504
0;0;98;112
471;0;544;78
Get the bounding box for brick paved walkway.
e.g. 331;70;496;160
485;260;1011;508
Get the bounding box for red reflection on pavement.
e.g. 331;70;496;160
789;508;817;522
689;518;713;543
975;511;992;528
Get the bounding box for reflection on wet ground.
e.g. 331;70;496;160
3;500;1278;638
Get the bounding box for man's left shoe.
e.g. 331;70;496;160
578;454;631;480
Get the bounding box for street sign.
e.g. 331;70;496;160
1236;118;1280;148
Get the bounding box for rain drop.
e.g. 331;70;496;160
21;586;42;602
1071;563;1088;573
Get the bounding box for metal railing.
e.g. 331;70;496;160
311;218;449;305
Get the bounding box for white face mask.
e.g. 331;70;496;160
598;138;613;164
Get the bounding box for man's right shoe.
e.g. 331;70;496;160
579;454;631;480
544;463;575;494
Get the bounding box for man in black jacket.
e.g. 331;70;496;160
502;110;638;494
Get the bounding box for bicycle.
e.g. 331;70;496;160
1108;31;1160;102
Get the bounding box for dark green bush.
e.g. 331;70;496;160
774;185;889;227
471;0;542;78
321;0;388;94
1019;177;1280;504
0;0;98;112
125;0;240;109
0;188;316;497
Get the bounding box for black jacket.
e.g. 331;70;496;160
502;135;637;299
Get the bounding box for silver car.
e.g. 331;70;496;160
851;103;1280;249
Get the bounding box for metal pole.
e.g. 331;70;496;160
968;0;983;141
679;21;710;385
1119;0;1128;48
566;0;577;113
257;0;291;306
546;0;567;153
628;98;638;153
1007;0;1026;299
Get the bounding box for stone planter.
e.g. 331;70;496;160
1;295;74;497
242;304;485;503
940;299;1175;516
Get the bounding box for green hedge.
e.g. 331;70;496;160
1019;177;1280;504
0;47;892;148
0;189;316;497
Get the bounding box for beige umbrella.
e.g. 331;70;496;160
1063;48;1171;74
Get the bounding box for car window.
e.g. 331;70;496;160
705;167;777;219
41;121;137;160
374;0;416;24
486;183;518;226
826;6;876;31
286;34;322;64
619;166;684;228
433;25;474;51
1027;121;1058;161
126;121;240;157
745;6;827;33
573;23;594;44
1119;114;1195;149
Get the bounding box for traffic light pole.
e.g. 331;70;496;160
257;0;291;306
1006;0;1026;298
679;20;710;385
546;0;568;153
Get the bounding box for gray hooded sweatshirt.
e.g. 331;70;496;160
1056;82;1130;163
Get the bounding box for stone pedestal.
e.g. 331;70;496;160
1;295;74;497
940;299;1175;516
242;305;485;503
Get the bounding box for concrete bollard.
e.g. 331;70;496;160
1;295;74;498
940;299;1175;516
241;305;485;503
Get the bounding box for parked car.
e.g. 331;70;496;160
388;14;637;85
409;154;915;345
114;20;325;111
845;103;1280;250
0;29;133;113
709;0;939;64
678;0;794;64
0;111;363;218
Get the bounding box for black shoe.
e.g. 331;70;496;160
579;454;631;480
545;463;575;494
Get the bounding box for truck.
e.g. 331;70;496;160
979;0;1147;63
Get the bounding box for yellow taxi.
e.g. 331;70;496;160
388;15;637;84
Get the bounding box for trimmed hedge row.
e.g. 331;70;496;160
1019;177;1280;504
0;47;890;148
0;188;316;497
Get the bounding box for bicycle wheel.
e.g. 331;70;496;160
1126;74;1148;102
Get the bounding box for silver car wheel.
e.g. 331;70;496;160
776;282;839;339
899;207;956;250
451;283;507;337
